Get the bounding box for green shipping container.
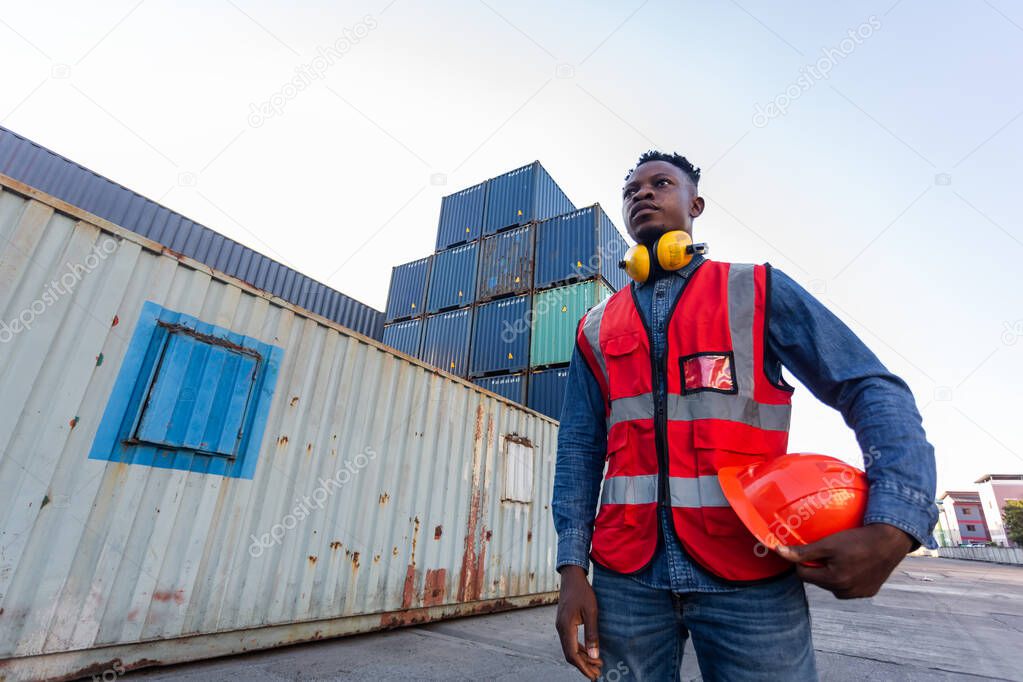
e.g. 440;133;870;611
530;280;611;367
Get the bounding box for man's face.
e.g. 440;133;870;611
622;160;704;243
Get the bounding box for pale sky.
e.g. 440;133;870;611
2;0;1021;494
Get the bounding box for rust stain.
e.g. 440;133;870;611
306;443;313;454
153;589;185;605
290;396;299;406
111;315;119;327
373;553;380;564
424;568;447;607
40;495;50;509
379;596;553;629
484;529;492;541
527;530;532;542
392;546;399;557
308;555;317;564
378;492;390;505
277;435;289;446
330;541;342;551
410;516;420;567
434;525;442;540
351;551;360;568
505;434;534;447
68;416;79;430
402;564;417;609
162;246;187;261
127;608;138;621
458;412;487;602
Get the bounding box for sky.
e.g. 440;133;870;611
1;0;1021;494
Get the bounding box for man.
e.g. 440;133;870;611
553;150;937;681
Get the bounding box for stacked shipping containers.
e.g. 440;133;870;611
381;161;628;420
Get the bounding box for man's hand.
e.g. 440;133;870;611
776;523;914;599
555;565;603;680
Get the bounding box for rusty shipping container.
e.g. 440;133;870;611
0;173;560;682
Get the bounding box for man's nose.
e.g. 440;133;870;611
635;184;653;200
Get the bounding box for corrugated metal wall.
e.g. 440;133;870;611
472;374;527;405
421;308;473;376
534;204;626;290
530;281;610;368
0;177;559;681
385;256;432;322
381;318;423;357
426;242;479;313
470;295;532;376
527;367;570;420
477;226;534;301
436;182;486;250
482;162;574;236
0;126;385;340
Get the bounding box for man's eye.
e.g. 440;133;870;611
656;178;670;186
624;188;636;197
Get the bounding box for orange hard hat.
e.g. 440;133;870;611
718;453;868;551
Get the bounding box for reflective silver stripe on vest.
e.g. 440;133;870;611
670;475;730;508
599;475;729;508
600;474;658;505
581;296;611;386
609;392;790;431
727;264;756;399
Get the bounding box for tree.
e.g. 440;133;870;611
1003;500;1023;547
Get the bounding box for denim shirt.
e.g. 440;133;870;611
552;257;938;592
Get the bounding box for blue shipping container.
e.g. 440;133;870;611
436;182;487;250
385;256;432;322
483;161;575;235
528;367;570;421
473;373;527;404
426;242;479;313
382;318;423;357
470;294;531;376
534;204;629;291
477;226;534;301
422;308;473;376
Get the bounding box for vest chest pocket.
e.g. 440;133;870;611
603;333;647;399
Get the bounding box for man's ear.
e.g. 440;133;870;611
690;195;705;219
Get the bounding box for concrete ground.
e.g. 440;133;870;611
127;557;1022;681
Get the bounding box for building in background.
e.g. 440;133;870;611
975;474;1023;547
382;162;630;421
937;491;990;546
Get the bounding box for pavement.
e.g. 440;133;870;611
127;557;1022;681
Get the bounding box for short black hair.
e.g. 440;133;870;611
625;150;701;187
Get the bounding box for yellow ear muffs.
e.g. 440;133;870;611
618;231;709;283
620;244;651;283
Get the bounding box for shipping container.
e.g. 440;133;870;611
436;182;486;250
470;294;531;376
382;318;424;357
421;307;473;376
483;161;574;235
426;242;479;313
530;280;611;368
0;125;385;339
528;367;571;421
385;256;432;322
0;176;558;682
477;225;535;301
533;204;629;291
473;373;527;405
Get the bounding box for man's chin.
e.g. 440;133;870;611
631;224;678;244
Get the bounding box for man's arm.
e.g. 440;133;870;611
765;266;938;596
552;343;608;680
552;343;608;572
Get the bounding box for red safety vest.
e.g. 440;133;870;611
576;260;794;581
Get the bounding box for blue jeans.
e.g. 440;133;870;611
591;563;818;681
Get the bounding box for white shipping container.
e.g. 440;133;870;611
0;174;560;682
